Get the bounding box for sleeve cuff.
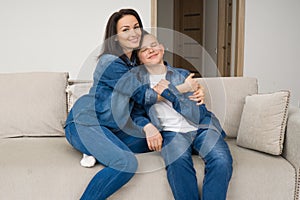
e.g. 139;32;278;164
161;84;184;102
145;88;158;105
138;118;151;128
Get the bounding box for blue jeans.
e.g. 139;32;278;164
65;122;149;200
161;129;233;200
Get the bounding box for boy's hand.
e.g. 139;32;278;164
153;79;170;95
143;123;163;151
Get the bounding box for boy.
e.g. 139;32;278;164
133;33;233;200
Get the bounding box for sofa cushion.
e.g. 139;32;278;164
237;91;290;155
198;77;258;138
225;139;295;200
0;138;295;200
0;137;172;200
0;72;69;138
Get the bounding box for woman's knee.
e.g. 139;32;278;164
112;153;138;173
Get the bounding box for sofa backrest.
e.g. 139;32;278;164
0;72;69;139
197;77;258;138
0;73;257;139
67;77;258;138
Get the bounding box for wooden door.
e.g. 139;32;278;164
174;0;204;77
217;0;233;77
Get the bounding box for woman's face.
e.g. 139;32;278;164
116;15;142;54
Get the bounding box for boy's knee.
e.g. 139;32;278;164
209;153;233;179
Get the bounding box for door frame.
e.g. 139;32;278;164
151;0;245;77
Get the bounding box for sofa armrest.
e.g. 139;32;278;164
283;106;300;200
283;106;300;167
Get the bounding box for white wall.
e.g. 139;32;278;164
0;0;151;79
243;0;300;106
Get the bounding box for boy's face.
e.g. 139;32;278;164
138;34;164;66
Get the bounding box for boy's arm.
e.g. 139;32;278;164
130;103;163;151
130;102;151;129
160;84;207;124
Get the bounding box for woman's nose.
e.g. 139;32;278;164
129;29;138;37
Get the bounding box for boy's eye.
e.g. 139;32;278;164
140;48;147;52
151;42;158;47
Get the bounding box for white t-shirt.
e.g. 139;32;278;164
149;73;198;133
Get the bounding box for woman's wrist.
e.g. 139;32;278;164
176;83;189;93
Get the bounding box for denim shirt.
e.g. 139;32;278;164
65;54;158;135
128;62;225;135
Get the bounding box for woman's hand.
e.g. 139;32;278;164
184;73;205;105
153;79;170;95
183;73;199;92
176;73;200;94
143;123;163;151
189;85;205;105
179;73;205;105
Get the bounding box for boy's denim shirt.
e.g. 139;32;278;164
125;62;225;136
65;54;158;136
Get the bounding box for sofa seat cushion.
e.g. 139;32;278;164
225;139;295;200
0;138;296;200
0;137;101;200
0;137;173;200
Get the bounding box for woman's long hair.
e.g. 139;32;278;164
99;9;144;61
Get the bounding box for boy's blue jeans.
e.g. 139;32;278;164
65;122;149;200
161;129;233;200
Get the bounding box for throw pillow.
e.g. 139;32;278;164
236;90;290;155
66;80;93;112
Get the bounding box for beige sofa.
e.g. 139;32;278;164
0;72;299;200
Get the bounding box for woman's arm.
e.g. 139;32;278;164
154;79;207;125
155;73;204;104
94;55;158;106
175;73;205;105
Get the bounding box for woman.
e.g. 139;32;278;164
65;9;203;200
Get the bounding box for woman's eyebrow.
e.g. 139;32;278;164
120;22;139;29
119;25;130;29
